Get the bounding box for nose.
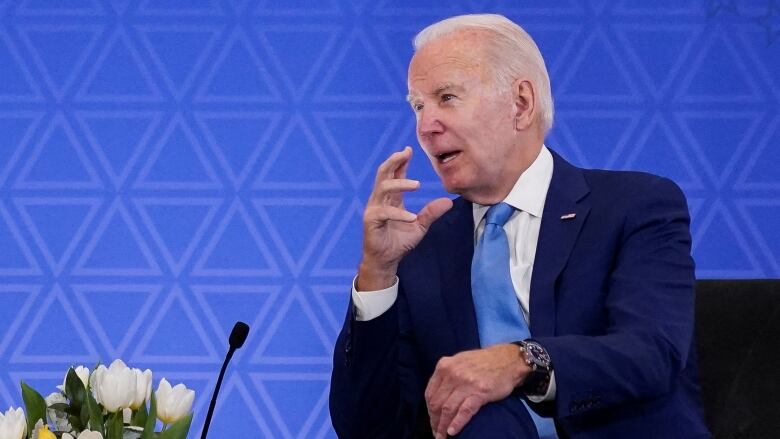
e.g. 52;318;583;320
416;107;444;140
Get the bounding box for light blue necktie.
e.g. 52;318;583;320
471;202;558;439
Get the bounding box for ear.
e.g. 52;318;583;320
512;79;537;131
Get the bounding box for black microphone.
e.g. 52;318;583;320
200;321;250;439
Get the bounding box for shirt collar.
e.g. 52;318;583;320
472;145;554;227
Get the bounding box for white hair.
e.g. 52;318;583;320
413;14;554;134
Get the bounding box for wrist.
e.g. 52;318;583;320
512;340;553;397
356;258;398;291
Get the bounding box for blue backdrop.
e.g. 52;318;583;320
0;0;778;437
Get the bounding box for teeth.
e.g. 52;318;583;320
441;153;457;163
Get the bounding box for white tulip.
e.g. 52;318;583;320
129;368;152;410
0;407;26;439
155;378;194;424
90;360;137;413
57;366;90;392
63;430;103;439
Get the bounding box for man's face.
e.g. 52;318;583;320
407;31;525;203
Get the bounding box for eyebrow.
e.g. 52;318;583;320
406;82;464;103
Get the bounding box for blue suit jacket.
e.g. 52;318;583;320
330;151;711;438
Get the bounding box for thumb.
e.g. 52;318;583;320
416;198;453;231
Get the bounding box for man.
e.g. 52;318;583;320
330;14;711;439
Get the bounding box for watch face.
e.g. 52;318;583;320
525;342;551;368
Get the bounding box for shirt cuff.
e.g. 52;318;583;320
351;275;399;321
527;371;556;403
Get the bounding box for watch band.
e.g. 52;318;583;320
513;340;553;397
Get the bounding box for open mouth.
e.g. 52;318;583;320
436;151;461;164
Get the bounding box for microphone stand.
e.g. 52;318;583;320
200;321;250;439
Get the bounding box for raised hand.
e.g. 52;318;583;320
357;147;452;291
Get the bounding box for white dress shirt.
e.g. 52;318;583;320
351;146;556;401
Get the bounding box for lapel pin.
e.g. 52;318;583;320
560;213;576;220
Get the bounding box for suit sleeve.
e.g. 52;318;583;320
329;282;425;438
533;176;696;419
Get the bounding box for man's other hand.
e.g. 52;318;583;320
425;344;529;439
358;146;452;291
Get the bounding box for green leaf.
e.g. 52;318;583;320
64;368;86;411
48;403;70;411
132;403;148;428
85;387;104;437
158;413;192;439
140;392;157;439
105;412;123;439
79;400;89;429
21;381;47;434
68;413;84;432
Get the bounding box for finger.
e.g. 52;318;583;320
376;148;412;182
435;388;469;438
364;205;417;224
425;371;445;434
394;146;412;179
416;197;454;230
369;178;420;204
446;394;484;437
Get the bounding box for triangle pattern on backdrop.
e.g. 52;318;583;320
613;24;699;97
0;202;41;275
12;285;99;363
692;201;762;277
191;199;280;277
136;0;222;15
674;31;763;103
191;284;280;350
135;24;223;97
252;197;341;275
71;283;162;357
194;111;280;187
0;30;43;101
675;111;763;186
75;28;162;102
253;115;341;190
0;284;42;356
621;115;703;190
314;29;399;102
72;200;162;276
75;110;163;189
254;0;339;15
547;110;642;171
556;29;641;102
14;114;102;189
256;25;340;98
194;28;281;103
16;24;103;98
134;115;221;190
736;200;780;273
16;0;103;15
311;199;364;277
0;111;43;186
202;374;274;438
737;115;780;189
314;111;403;188
14;197;102;275
252;373;330;438
133;197;221;275
132;286;219;363
251;286;332;364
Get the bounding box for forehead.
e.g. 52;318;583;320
407;31;489;92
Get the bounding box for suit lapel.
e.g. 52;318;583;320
435;198;481;351
529;151;591;337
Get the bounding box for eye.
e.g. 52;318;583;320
411;102;424;112
441;93;456;103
